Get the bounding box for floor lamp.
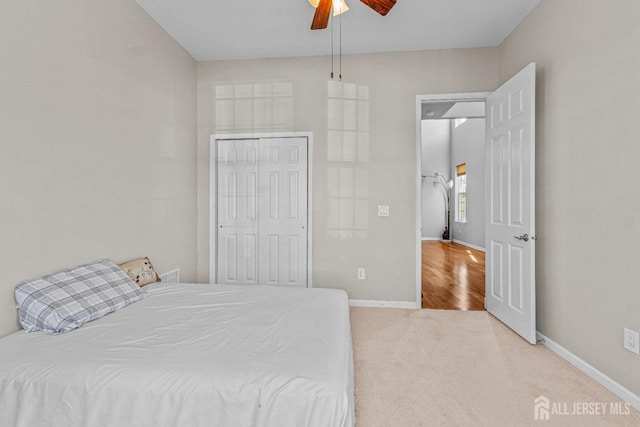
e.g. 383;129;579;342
423;172;454;240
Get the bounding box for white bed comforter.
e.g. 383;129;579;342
0;283;355;427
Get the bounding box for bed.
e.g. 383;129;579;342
0;282;355;427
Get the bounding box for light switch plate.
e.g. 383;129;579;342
378;205;390;217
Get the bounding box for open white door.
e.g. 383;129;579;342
485;63;536;344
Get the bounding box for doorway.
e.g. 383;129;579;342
415;63;537;344
418;95;488;311
210;133;313;288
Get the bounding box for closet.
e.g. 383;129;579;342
213;135;309;287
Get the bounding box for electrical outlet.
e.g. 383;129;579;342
357;268;366;280
378;205;389;217
624;328;639;355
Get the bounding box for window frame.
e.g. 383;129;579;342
455;163;467;223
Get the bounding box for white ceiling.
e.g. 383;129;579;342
133;0;541;61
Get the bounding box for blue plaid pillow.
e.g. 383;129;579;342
15;259;147;334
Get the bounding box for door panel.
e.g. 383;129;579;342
244;234;257;282
266;234;279;283
223;233;237;282
508;245;524;312
489;241;504;300
288;172;299;219
287;235;300;284
508;127;524;227
490;135;505;225
485;63;536;344
267;171;279;219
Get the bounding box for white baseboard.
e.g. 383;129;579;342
537;332;640;411
349;299;420;309
452;239;485;252
421;237;441;241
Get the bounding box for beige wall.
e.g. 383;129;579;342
197;49;498;302
0;0;197;336
500;0;640;394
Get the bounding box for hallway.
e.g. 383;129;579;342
421;241;485;310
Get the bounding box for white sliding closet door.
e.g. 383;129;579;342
258;137;308;286
217;139;259;285
216;137;308;287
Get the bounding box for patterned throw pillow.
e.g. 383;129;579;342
15;259;147;334
118;257;160;287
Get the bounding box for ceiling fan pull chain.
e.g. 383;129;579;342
330;13;334;79
339;11;342;80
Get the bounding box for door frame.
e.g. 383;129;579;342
414;92;490;306
209;131;314;287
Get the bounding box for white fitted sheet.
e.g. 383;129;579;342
0;283;355;427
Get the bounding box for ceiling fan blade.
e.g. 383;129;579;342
360;0;396;16
311;0;332;30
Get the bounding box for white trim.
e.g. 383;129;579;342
537;332;640;412
421;237;441;241
415;92;490;310
349;299;420;309
209;131;314;288
452;239;486;252
415;99;423;308
209;139;217;283
307;133;314;288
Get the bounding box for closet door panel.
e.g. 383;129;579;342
258;138;308;287
217;139;259;285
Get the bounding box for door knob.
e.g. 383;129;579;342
514;233;529;242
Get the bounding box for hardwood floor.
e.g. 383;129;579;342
421;241;485;311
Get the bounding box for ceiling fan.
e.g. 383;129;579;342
309;0;396;30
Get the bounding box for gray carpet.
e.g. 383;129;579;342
351;307;640;426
